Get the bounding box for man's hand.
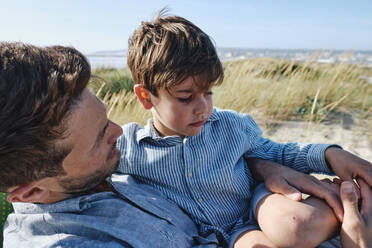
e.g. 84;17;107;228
326;147;372;187
340;179;372;248
247;158;344;222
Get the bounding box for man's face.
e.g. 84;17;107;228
150;76;213;138
53;88;123;194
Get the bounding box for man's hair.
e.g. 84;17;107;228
0;42;91;192
127;11;224;96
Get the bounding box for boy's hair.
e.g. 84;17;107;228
0;42;91;192
127;11;224;96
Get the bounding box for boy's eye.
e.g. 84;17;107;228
206;91;213;96
178;96;193;103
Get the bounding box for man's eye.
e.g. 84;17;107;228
178;96;193;103
205;91;213;96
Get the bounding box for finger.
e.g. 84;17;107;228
351;155;372;187
356;178;372;214
340;181;361;221
340;174;354;182
352;180;361;199
320;178;333;183
295;178;344;221
265;179;302;201
358;168;372;189
332;177;343;184
320;189;344;222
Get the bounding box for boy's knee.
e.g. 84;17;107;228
283;198;339;248
283;209;321;247
257;194;339;248
304;197;339;235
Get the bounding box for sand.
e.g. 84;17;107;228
254;111;372;163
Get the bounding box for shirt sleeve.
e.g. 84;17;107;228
239;112;340;175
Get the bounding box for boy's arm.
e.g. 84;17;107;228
247;158;344;221
249;137;372;195
239;112;337;174
240;112;372;186
325;147;372;189
245;134;337;175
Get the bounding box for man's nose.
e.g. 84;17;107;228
108;121;123;144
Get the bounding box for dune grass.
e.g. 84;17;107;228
218;58;371;121
90;58;372;136
89;67;134;100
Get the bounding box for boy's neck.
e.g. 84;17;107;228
151;120;185;139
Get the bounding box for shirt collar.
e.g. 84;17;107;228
136;118;161;143
136;107;220;143
11;174;140;214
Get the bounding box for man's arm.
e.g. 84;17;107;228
340;179;372;248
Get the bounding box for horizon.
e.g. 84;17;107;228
86;47;372;56
2;1;371;54
86;47;372;69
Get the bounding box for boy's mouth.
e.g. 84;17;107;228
190;120;206;127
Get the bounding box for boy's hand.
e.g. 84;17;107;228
325;147;372;187
247;158;344;221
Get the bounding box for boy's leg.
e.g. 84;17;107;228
233;230;278;248
256;193;339;248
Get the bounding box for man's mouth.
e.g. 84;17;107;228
107;142;120;161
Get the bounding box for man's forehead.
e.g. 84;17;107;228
64;90;105;132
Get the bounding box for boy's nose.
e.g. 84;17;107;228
194;97;208;116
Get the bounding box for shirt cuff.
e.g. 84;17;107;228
307;144;342;175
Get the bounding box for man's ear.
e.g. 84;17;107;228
134;84;153;110
7;184;50;203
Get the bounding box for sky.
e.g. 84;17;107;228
1;0;372;54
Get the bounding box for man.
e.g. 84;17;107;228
0;42;370;247
1;42;214;247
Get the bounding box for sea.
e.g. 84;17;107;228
85;48;372;70
87;55;127;69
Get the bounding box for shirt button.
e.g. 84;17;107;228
216;224;220;227
198;197;203;203
188;172;193;178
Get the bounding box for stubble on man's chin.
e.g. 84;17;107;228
58;160;120;197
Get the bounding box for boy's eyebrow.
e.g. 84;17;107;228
174;89;193;93
91;120;109;152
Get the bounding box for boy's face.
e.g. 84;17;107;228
150;76;213;138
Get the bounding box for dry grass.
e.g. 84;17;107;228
217;58;371;122
94;58;372;137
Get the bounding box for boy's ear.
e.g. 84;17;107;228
7;183;51;204
134;84;153;109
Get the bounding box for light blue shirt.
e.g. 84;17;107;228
117;107;335;244
3;174;219;248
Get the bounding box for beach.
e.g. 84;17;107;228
256;113;372;162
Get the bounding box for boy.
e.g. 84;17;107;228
118;12;372;248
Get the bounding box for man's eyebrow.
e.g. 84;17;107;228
91;120;109;151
